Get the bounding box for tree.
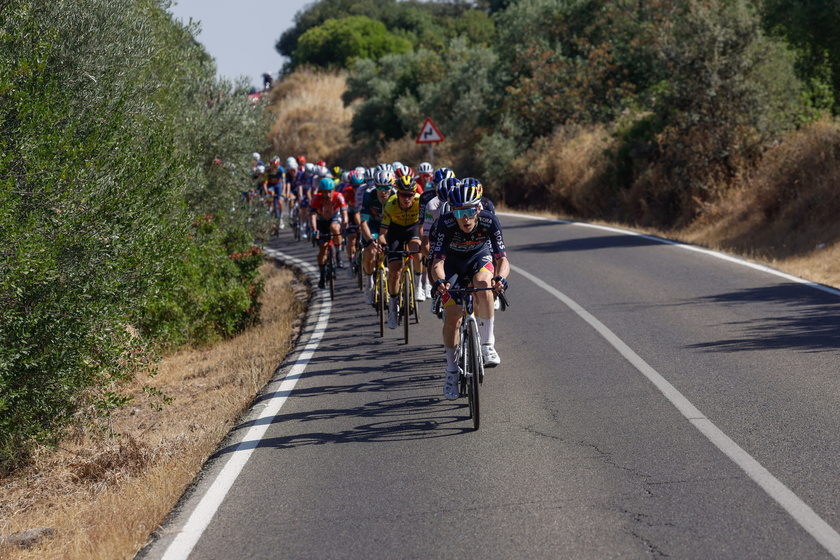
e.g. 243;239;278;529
292;16;412;69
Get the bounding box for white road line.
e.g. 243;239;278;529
159;248;327;560
512;263;840;558
496;211;840;297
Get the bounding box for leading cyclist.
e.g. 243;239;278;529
430;180;509;400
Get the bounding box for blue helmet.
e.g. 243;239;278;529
319;177;335;191
432;167;455;185
436;177;461;202
448;179;481;207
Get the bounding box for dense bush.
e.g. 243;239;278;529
0;0;269;473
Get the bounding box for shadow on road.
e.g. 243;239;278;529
685;283;840;353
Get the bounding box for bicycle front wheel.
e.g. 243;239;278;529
377;267;387;337
402;267;411;344
328;247;336;301
466;318;481;430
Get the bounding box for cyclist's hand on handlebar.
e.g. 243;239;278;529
492;275;508;293
432;279;450;296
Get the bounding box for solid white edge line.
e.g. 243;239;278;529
159;248;327;560
510;262;840;558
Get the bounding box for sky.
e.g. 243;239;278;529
166;0;314;90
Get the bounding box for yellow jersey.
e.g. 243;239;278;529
380;192;420;229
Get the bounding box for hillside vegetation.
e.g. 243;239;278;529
0;0;276;473
269;0;840;287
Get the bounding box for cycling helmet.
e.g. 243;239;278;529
316;160;326;167
317;165;329;177
340;171;350;182
286;157;298;169
296;155;306;166
354;166;366;177
319;177;335;191
251;152;261;161
461;177;484;197
395;165;415;180
366;167;377;181
448;179;481;207
373;169;395;187
437;177;461;201
418;162;433;175
304;162;315;173
375;162;392;173
270;155;281;165
332;165;342;177
432;167;455;185
391;161;403;172
395;174;417;193
350;171;366;185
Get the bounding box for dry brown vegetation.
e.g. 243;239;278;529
0;263;307;559
265;68;355;163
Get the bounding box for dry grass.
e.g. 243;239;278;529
0;262;307;559
265;68;354;163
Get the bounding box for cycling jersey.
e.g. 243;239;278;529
360;188;386;232
309;191;347;222
431;209;506;263
418;189;437;229
264;164;284;187
380;192;420;230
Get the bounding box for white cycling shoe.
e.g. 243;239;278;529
443;369;460;400
481;345;500;368
415;287;426;302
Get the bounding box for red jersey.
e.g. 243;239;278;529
309;191;347;221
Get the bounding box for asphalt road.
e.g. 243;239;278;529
140;213;840;559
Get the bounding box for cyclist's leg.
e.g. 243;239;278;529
468;251;500;366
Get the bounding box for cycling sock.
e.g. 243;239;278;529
366;274;373;289
389;295;398;313
445;346;457;371
478;317;495;346
319;266;325;279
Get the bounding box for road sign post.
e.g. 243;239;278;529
416;117;445;166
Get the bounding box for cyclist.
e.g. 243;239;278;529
296;162;318;238
264;156;286;228
309;177;348;289
247;152;265;207
339;171;365;270
416;161;434;192
430;180;509;400
418;168;455;298
284;157;298;212
376;173;424;327
360;168;395;304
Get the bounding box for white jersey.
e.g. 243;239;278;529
422;196;445;237
355;183;373;211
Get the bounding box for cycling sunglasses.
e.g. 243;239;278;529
452;207;479;219
397;191;415;198
375;186;392;192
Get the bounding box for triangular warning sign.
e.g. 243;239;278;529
416;117;445;144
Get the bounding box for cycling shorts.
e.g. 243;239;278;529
440;249;495;308
385;222;420;263
315;221;342;245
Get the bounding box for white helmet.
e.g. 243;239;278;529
318;165;330;177
418;162;433;174
304;162;315;173
252;152;261;161
286;157;298;169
